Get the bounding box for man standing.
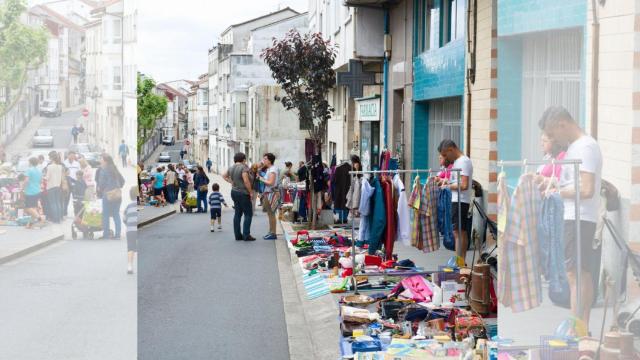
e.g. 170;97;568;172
223;152;255;241
71;125;79;144
118;140;129;168
438;139;473;264
206;158;213;173
539;106;602;329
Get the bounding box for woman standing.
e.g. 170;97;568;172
165;164;178;204
45;151;64;223
79;158;96;199
250;162;260;212
24;157;45;228
152;167;165;206
193;166;210;213
96;154;125;239
537;133;567;181
258;153;279;240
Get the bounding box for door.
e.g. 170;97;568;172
427;97;462;170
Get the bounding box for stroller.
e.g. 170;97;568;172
71;200;111;239
180;190;198;213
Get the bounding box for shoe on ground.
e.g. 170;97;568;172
244;235;256;241
210;226;214;232
263;233;277;240
127;265;133;274
236;236;244;241
218;225;222;229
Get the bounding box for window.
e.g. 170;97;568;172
443;0;465;44
198;90;208;105
330;142;337;160
113;66;122;90
113;18;122;43
427;97;462;169
239;102;246;127
417;0;440;52
202;116;208;132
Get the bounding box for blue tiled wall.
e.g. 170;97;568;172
413;39;466;101
498;0;587;37
413;102;429;170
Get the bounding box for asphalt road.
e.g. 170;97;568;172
35;109;81;150
0;238;136;360
146;141;184;170
138;206;289;359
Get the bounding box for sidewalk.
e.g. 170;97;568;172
0;223;65;265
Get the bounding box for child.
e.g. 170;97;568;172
70;170;87;217
208;183;228;232
123;186;138;274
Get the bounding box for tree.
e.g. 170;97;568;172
261;30;336;228
0;0;48;117
261;30;336;154
137;73;167;153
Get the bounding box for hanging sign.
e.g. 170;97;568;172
356;96;381;122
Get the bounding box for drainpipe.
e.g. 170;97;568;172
590;0;599;139
383;6;390;149
465;0;477;157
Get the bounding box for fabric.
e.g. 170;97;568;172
537;193;566;295
193;173;210;189
264;166;279;193
346;176;361;210
560;135;602;223
97;167;124;194
228;163;250;194
231;189;253;239
358;178;375;244
196;190;208;212
302;273;330;300
498;174;542;312
438;164;453;180
420;177;440;253
25;166;42;196
564;220;600;275
210;208;222;219
367;177;386;255
64;159;80;179
449;155;473;204
409;176;423;250
391;275;433;303
102;197;122;238
311;154;324;193
437;187;454;250
165;170;177;186
537;152;566;180
123;201;138;230
153;172;164;189
332;162;352;209
382;177;396;259
393;174;410;246
45;163;63;189
126;230;137;252
208;191;227;209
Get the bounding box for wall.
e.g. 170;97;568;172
497;0;586;37
354;7;385;58
413;39;465;101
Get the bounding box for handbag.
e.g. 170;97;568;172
198;185;208;192
106;188;122;201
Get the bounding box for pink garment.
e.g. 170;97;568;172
438;164;453;180
539;152;566;180
82;166;95;187
391;275;433;303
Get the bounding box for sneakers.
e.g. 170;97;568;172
210;225;215;232
263;233;277;240
127;265;133;274
218;225;222;230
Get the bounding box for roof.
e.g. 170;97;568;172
79;0;101;7
31;5;85;33
343;0;398;6
157;83;188;98
250;12;308;32
220;7;299;36
90;0;122;15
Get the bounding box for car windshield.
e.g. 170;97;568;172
42;101;53;107
160;152;169;156
35;129;52;136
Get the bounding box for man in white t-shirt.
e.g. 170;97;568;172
438;139;473;263
539;106;602;328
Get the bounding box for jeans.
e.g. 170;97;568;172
102;197;122;238
166;184;177;204
334;208;348;223
120;155;127;168
231;190;253;239
46;187;63;223
437;187;454;248
197;190;208;212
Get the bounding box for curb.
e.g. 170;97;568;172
138;209;177;229
0;233;64;265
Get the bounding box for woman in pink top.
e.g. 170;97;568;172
437;154;453;184
79;158;96;199
537;133;566;180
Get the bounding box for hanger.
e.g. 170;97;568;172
544;159;559;196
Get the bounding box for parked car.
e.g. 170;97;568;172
69;143;102;167
158;151;171;162
32;128;54;147
39;100;62;117
162;135;175;146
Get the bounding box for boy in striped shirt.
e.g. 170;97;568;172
208;183;228;232
123;186;138;274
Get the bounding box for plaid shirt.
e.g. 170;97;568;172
420;177;440;253
498;173;542;312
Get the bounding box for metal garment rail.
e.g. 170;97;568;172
347;168;463;295
497;159;583;315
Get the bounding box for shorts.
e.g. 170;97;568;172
210;208;222;219
25;194;40;208
564;220;601;276
154;188;163;196
126;230;137;252
452;202;472;233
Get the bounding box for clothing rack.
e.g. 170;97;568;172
497;159;583;315
348;168;463;295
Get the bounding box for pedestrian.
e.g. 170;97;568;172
536;132;567;182
136;161;143;204
24;157;45;228
70;170;87;216
257;153;279;240
538;105;602;329
37;155;47;171
79;158;96;199
118;140;129;168
223;152;255;241
178;173;189;202
45;151;64;223
206;158;213;173
71;125;79;144
438;139;473;264
194;166;210;213
437;154;453;184
208;183;228;232
96;154;125;239
123;186;138;274
165;164;178;204
249;162;261;212
179;150;185;160
63;152;80;216
152;167;165;206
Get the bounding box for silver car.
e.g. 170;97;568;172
158;151;171;162
32;128;54;147
39;100;62;117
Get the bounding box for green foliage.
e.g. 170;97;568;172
137;73;167;152
0;0;49;117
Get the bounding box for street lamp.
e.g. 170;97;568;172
190;128;196;162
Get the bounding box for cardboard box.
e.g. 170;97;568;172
441;280;468;307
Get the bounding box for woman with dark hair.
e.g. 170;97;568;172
165;164;178;204
537;132;567;181
97;154;125;239
24;157;45;228
258;153;279;240
193;165;210;213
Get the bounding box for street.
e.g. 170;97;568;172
138;178;289;360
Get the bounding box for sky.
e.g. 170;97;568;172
138;0;309;84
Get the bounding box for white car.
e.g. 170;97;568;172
39;100;62;117
158;151;171;162
32;128;54;147
162;135;175;146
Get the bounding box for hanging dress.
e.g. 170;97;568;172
408;175;423;250
382;176;396;260
393;174;411;246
